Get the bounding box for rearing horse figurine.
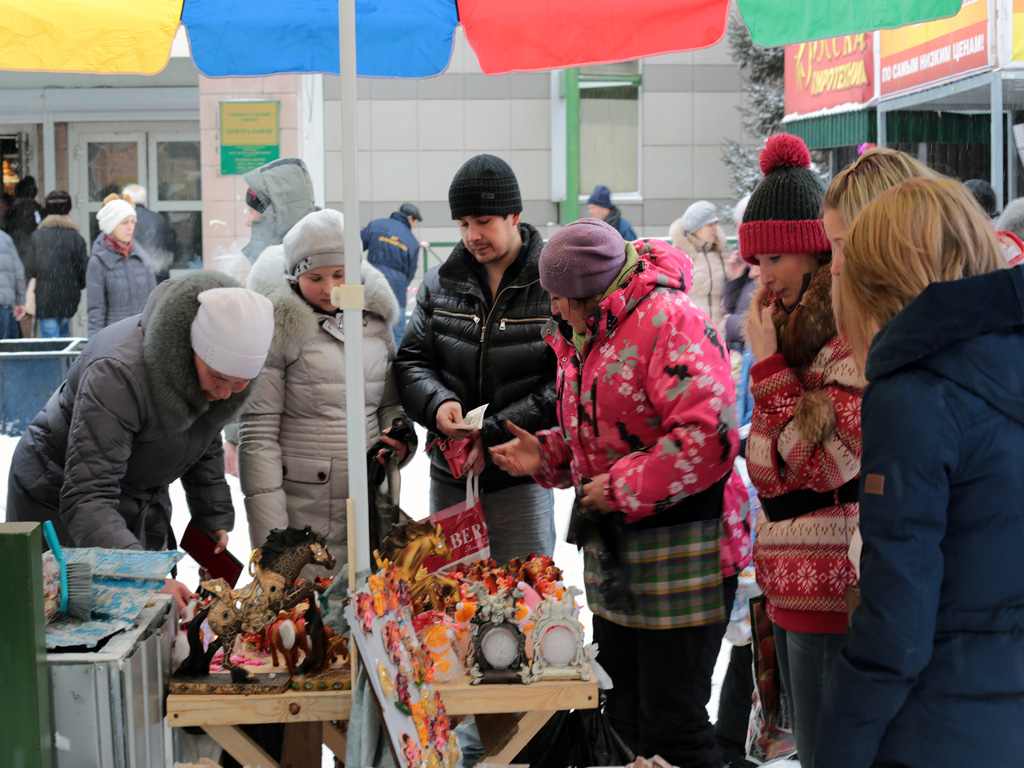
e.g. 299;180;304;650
177;526;335;683
375;521;459;612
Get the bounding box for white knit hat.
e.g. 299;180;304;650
190;288;275;380
284;208;345;277
96;199;137;235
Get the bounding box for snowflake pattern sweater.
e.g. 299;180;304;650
747;265;863;634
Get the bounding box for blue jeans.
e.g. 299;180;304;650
393;308;407;348
773;624;845;768
429;478;555;564
38;317;71;338
0;305;19;339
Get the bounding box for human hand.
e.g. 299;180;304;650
627;756;676;768
489;421;542;477
435;400;468;439
464;434;486;476
12;305;25;321
210;529;229;554
223;440;239;476
725;251;745;280
580;473;613;514
376;429;409;466
161;578;196;617
746;289;778;362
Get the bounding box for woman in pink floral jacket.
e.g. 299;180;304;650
491;218;747;768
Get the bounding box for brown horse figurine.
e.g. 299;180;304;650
375;520;459;612
177;526;335;683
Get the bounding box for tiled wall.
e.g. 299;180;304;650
321;29;757;249
198;75;301;268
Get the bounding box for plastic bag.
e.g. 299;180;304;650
745;596;797;765
421;474;490;573
512;697;636;768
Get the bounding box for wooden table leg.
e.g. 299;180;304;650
476;710;557;765
281;721;324;768
323;721;348;762
203;724;279;768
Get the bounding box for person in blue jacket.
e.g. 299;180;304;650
361;203;421;346
816;176;1024;767
587;184;637;240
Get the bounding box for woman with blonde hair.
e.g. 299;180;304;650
816;176;1023;767
822;146;937;277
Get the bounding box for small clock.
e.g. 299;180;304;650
529;586;590;683
466;585;530;684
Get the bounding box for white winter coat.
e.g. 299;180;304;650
238;246;404;576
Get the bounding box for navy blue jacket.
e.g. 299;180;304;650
360;212;420;310
815;266;1024;768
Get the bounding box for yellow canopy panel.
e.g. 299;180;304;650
0;0;183;74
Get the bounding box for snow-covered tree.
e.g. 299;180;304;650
722;15;785;198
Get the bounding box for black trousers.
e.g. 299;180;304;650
715;643;757;767
593;574;737;768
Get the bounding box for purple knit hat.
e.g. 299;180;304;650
539;218;626;299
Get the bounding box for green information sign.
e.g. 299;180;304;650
220;100;280;175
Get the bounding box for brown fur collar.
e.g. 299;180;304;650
37;214;79;231
772;263;836;369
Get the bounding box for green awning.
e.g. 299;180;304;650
787;108;990;149
786;110;877;150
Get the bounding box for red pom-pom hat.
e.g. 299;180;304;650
739;133;830;266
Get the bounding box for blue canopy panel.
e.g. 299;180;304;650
181;0;459;78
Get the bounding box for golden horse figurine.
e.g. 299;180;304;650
175;526;335;683
375;521;459;612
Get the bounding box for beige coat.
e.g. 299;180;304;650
670;217;727;330
238;246;404;576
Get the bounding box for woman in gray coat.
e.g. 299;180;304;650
6;271;274;612
238;209;415;578
87;194;157;336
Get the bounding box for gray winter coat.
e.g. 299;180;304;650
242;158;316;262
238;246;410;575
6;271;247;550
87;234;158;337
0;229;26;308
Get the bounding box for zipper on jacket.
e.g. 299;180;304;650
478;276;541;402
435;309;480;326
499;316;548;331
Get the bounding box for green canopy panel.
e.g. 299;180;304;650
787;108;989;149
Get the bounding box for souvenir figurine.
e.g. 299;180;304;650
384;620;404;667
368;573;387;617
174;526;335;685
377;661;395;697
411;701;430;747
425;749;442;768
355;592;375;634
401;733;423;768
395;670;412;714
442;734;461;768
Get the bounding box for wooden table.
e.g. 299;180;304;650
167;673;599;767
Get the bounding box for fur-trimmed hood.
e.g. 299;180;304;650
37;214;79;231
246;244;399;357
141;271;253;434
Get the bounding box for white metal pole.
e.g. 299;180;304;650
337;0;370;575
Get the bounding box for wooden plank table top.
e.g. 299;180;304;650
166;673;598;728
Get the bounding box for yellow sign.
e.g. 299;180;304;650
1014;0;1024;61
220;101;280;175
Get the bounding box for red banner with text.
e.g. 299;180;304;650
785;34;874;116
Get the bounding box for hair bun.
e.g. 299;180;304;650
759;134;811;175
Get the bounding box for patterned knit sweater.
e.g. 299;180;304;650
747;266;864;634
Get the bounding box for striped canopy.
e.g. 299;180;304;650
0;0;962;78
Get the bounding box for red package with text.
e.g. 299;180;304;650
422;474;490;573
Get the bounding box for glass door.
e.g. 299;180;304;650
74;132;147;246
148;134;202;270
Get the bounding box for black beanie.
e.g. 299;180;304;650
739;134;829;266
448;154;522;219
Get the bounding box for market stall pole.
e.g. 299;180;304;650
166;673;599;767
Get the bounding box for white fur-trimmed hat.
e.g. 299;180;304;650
190;287;274;380
96;198;136;236
284;208;345;277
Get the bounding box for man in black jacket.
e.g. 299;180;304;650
395;154;557;566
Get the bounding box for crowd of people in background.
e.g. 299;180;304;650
4;138;1024;768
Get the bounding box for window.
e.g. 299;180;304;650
579;61;641;196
